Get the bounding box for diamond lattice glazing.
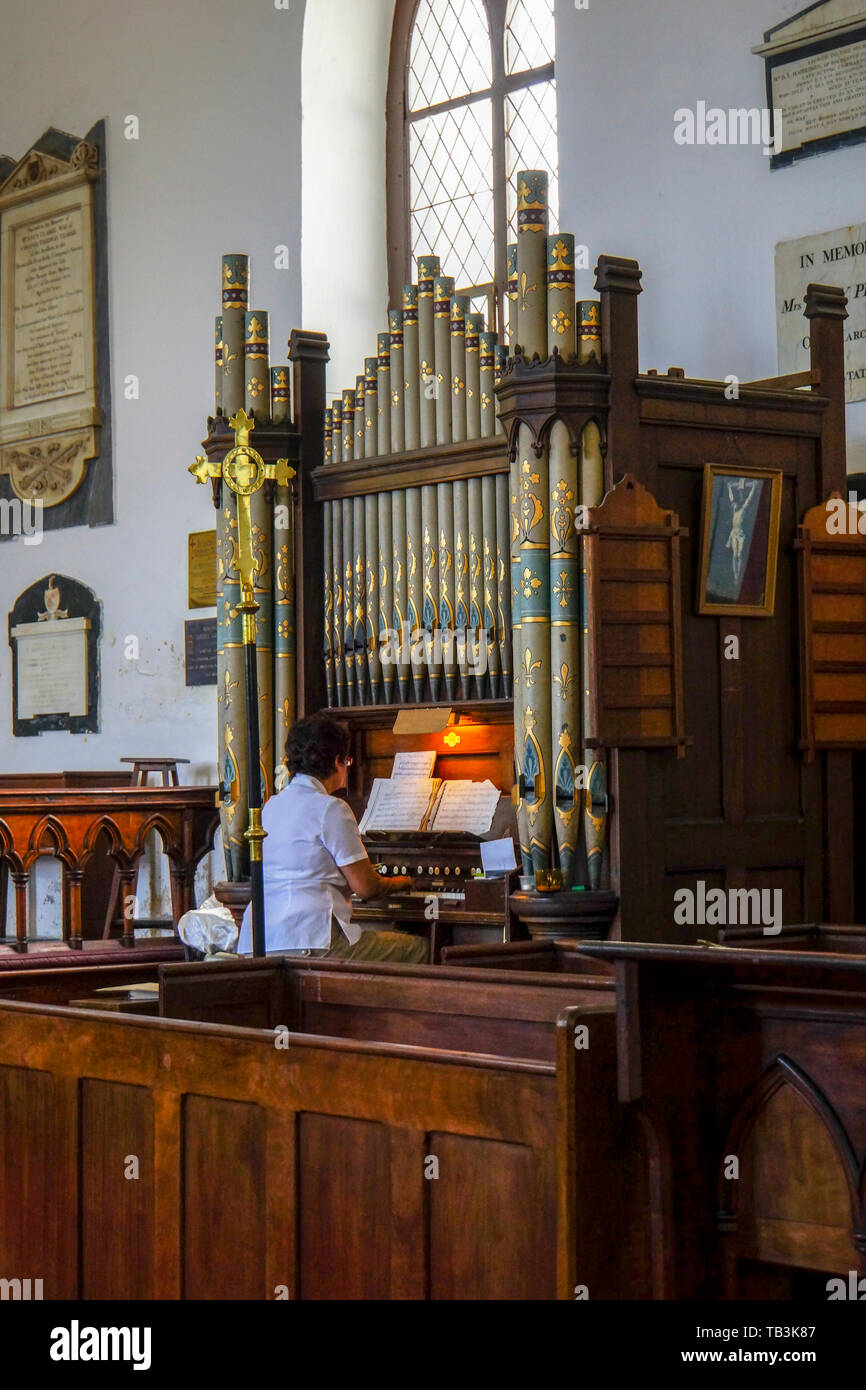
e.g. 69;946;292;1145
506;80;560;238
505;0;555;75
409;0;492;111
411;100;495;290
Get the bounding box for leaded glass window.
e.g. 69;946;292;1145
392;0;559;330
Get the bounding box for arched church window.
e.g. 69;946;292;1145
387;0;559;331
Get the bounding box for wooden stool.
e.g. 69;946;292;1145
120;757;190;788
103;759;191;938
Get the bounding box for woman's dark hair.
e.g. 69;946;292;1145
285;713;350;781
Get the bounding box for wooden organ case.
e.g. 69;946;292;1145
309;255;861;945
203;214;861;950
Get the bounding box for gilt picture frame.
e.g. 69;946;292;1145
697;464;783;618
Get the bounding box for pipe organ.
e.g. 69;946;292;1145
311;167;610;894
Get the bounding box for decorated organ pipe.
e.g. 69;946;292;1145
480;332;496;436
406;486;425;702
437;480;457;701
465;313;483;440
453;478;471;698
550;419;581;887
515;170;553;873
482;473;501;698
200;251;301;882
581;422;607;889
422;482;440;700
244;310;271;419
389;311;405;453
318;246;532;710
331;400;342;463
332;498;345;707
391;488;410;702
365;487;380;701
507;243;518;351
468;476;484;698
496;472;512;699
417;255;439;448
378;488;394;703
364;358;378;458
403;285;420;449
450;296;467;444
353;492;367;702
271;366;290;426
355;374;366;459
377;334;391;457
434;275;455;445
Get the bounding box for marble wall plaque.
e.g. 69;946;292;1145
11;617;89;718
8;573;101;735
12;204;87;408
775;221;866;402
755;2;866;167
0;124;113;533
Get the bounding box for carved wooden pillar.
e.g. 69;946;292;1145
116;866;138;948
806;282;854;925
596;255;642;494
66;867;84;949
11;870;29;952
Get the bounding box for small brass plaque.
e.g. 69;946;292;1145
188;530;217;609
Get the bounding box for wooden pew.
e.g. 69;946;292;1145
0;960;164;1006
0;990;647;1300
441;939;614;976
158;956;615;1062
579;941;866;1299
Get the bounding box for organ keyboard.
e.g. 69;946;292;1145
354;814;521;960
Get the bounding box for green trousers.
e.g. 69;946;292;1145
327;921;428;964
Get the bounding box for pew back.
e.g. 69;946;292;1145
158;957;614;1062
0;996;618;1300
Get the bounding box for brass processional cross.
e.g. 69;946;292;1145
191;409;295;957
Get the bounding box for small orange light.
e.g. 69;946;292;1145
443;731;461;748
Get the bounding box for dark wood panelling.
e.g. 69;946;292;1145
0;1065;56;1288
299;1114;391;1300
429;1132;555;1300
80;1079;153;1299
182;1095;267;1299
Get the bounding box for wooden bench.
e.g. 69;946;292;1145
0;989;647;1300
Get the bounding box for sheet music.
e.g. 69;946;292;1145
428;779;501;836
392;750;437;778
359;777;440;833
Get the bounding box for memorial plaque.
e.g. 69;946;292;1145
11;618;89;718
13;205;87;407
755;2;866;168
188;530;217;608
185;619;218;687
0;123;113;534
8;573;101;735
775;221;866;402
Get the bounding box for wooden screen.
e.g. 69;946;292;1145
798;492;866;759
585;474;688;756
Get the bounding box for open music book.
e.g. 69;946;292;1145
359;775;501;837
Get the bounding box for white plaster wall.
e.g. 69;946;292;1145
302;0;866;471
556;0;866;471
0;0;305;780
301;0;396;392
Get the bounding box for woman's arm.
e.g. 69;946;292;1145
341;858;414;900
